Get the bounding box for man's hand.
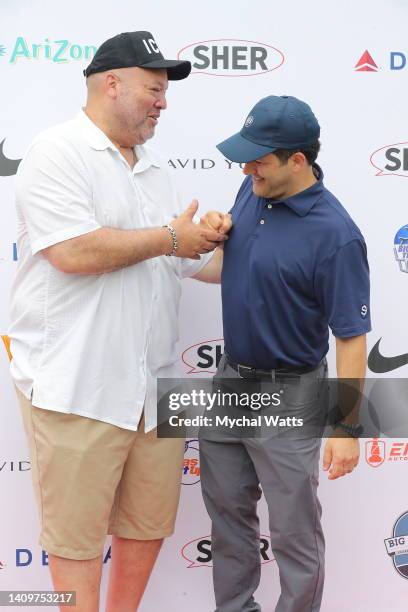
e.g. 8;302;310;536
322;430;360;480
171;200;227;259
200;210;232;238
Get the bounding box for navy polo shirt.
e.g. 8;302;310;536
221;165;371;369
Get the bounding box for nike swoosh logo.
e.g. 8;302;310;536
368;338;408;373
0;138;21;176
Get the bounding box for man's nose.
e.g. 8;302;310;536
243;161;256;175
155;92;167;110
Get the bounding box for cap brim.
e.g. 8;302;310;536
141;59;191;80
216;132;277;162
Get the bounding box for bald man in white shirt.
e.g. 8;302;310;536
9;31;227;612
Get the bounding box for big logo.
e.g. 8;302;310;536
181;535;274;567
177;39;284;77
182;339;224;374
370;142;408;177
385;512;408;579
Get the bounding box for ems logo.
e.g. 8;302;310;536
181;535;274;568
182;439;200;485
0;45;6;57
355;50;379;72
394;225;408;273
245;115;254;127
385;511;408;579
365;439;385;468
177;39;284;77
182;339;224;375
360;304;368;318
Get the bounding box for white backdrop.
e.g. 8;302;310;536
1;1;408;610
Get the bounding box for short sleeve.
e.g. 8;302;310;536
180;251;214;278
16;140;101;255
314;239;371;338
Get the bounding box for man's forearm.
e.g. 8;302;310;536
42;226;173;275
335;334;367;424
193;247;223;283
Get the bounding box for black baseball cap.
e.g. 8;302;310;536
83;31;191;80
217;95;320;162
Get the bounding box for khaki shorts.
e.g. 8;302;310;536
17;389;184;560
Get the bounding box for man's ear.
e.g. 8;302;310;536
290;151;307;173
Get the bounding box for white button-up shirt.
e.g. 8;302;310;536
9;111;208;431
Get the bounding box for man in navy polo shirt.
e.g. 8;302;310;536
196;95;370;612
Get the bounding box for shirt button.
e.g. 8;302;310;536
267;204;273;209
260;219;265;225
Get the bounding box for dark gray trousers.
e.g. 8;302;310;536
199;357;327;612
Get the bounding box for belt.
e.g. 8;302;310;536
225;354;320;380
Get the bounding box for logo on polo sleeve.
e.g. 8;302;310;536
360;304;368;318
244;115;254;127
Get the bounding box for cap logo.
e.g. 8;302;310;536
244;115;254;127
142;38;160;55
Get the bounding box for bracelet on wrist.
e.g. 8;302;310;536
163;224;178;256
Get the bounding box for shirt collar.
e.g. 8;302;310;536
266;163;324;217
75;110;161;170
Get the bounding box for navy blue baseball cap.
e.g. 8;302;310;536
84;31;191;80
217;95;320;162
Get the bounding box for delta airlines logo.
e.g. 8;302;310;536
355;49;408;72
365;439;386;467
355;50;378;72
177;39;284;77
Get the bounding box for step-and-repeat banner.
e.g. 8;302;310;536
1;1;407;610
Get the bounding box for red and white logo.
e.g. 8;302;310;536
178;39;284;77
182;339;224;374
181;535;274;568
355;50;378;72
365;438;386;467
